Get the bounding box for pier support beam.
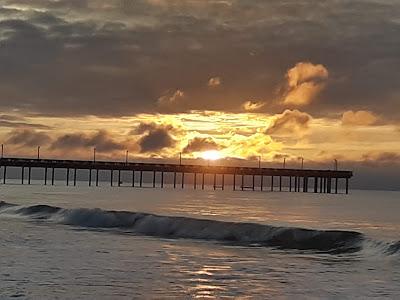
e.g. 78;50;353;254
161;172;164;188
96;169;99;187
271;176;274;192
173;172;176;188
152;171;156;188
21;167;24;184
74;169;77;186
335;178;338;194
319;177;323;193
327;178;332;194
303;177;308;193
252;175;255;191
66;168;69;186
194;173;197;189
241;175;244;191
132;170;135;187
51;168;55;185
118;170;121;187
289;176;292;192
140;171;143;188
28;167;31;185
314;177;318;193
89;169;92;186
233;174;236;191
202;173;205;190
44;167;47;185
110;170;113;186
3;166;6;184
346;178;349;194
260;175;263;191
279;176;282;192
182;172;185;189
222;174;225;190
213;173;216;190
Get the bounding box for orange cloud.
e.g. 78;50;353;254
208;77;222;87
242;100;266;111
283;62;328;106
266;109;312;136
183;137;221;154
342;110;378;126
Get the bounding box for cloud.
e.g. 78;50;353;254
208;77;221;87
51;130;125;152
282;62;329;106
133;122;176;153
6;129;52;147
361;151;400;166
157;89;185;109
183;137;221;153
0;0;399;121
266;109;312;136
342;110;378;126
242;100;266;111
0;114;50;129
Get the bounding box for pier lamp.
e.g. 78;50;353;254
301;157;304;169
93;147;96;163
37;146;40;160
1;144;3;159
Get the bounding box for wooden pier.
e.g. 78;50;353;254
0;157;352;194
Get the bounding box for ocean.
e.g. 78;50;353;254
0;182;399;299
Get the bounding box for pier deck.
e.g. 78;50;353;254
0;157;352;194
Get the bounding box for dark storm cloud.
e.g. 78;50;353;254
133;122;176;153
51;130;125;152
183;137;221;154
6;129;52;147
0;0;400;118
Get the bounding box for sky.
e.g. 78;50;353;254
0;0;399;190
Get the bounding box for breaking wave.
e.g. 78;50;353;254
1;201;398;255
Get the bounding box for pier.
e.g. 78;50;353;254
0;157;352;194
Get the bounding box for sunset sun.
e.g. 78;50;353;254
201;150;222;161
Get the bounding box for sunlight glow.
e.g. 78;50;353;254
201;150;222;161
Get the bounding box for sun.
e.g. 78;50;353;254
201;150;222;161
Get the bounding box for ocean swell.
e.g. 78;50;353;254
0;201;388;254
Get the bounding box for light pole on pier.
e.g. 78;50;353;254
37;146;40;160
258;156;261;168
93;148;96;163
125;150;129;164
334;159;338;171
283;157;286;169
179;152;182;165
301;157;304;169
1;144;3;159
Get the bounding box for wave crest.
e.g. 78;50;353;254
0;201;367;253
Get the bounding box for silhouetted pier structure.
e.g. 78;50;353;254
0;158;352;194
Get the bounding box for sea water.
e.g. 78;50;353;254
0;182;399;299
